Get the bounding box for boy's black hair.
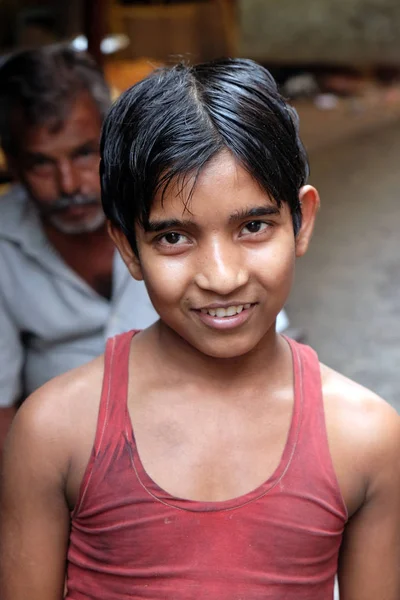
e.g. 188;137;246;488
100;58;309;255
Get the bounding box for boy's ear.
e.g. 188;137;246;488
107;222;143;281
295;185;320;257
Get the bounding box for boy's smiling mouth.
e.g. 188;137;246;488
192;302;257;329
199;303;252;318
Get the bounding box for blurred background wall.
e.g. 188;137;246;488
2;0;400;64
239;0;400;65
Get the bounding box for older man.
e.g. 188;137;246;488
0;45;157;448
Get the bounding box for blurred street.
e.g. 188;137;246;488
288;117;400;410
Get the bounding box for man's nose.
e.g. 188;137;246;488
58;160;79;197
194;239;249;295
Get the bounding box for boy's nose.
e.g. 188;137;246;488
194;240;249;295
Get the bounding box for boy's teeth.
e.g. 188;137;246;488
201;304;249;318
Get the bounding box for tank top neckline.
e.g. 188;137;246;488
123;333;305;513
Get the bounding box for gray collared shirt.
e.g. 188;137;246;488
0;185;158;407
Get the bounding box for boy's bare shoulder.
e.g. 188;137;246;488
5;355;105;474
20;352;105;424
320;362;400;472
321;362;398;418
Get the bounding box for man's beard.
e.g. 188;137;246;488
39;194;106;235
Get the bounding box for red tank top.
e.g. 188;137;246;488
67;331;347;599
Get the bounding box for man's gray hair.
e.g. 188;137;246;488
0;44;111;155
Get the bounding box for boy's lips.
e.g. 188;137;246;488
194;301;256;310
192;303;257;330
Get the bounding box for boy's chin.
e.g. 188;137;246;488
183;333;270;361
158;316;277;359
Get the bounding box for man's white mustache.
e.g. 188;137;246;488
42;195;99;215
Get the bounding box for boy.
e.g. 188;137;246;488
1;58;400;600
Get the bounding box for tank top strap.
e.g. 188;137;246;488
93;329;138;456
286;337;326;443
286;337;346;516
289;338;322;410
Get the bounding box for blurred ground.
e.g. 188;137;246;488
287;110;400;410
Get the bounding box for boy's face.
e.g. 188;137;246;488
114;151;319;359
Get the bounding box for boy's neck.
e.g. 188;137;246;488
151;321;290;393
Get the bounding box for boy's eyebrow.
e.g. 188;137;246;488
144;206;280;233
229;206;280;223
144;218;197;233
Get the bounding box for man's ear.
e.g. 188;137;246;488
107;222;143;281
295;185;320;257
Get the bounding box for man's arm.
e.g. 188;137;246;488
0;390;70;600
338;401;400;600
0;406;17;459
0;289;24;455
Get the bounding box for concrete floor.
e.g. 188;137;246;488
287;119;400;411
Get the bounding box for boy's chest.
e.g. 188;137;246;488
123;389;368;515
66;387;293;510
127;394;294;503
68;393;365;519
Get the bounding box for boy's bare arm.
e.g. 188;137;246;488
0;390;71;600
338;400;400;600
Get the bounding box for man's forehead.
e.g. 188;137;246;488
12;93;102;154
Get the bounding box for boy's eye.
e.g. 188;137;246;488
240;221;269;235
160;232;188;245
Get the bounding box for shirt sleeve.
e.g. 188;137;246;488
0;288;23;407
